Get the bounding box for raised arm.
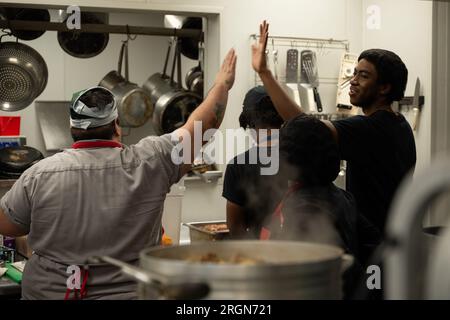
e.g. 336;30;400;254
252;21;303;121
253;21;338;141
177;48;237;175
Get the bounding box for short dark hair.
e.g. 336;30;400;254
358;49;408;103
70;87;115;123
70;87;117;141
79;88;114;110
239;87;283;129
71;121;116;142
280;115;340;186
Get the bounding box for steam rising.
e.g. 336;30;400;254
242;157;344;249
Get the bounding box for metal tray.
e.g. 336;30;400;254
183;220;229;242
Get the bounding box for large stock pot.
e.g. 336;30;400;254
94;240;352;300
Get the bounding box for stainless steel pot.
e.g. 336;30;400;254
146;74;201;134
94;240;353;300
428;225;450;299
99;41;153;127
0;41;48;111
143;40;201;134
385;156;450;299
185;64;203;97
152;91;201;134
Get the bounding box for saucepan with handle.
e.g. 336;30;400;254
99;41;153;127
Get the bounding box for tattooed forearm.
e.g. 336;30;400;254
214;102;226;126
207;80;232;96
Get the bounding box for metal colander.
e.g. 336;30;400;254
0;41;48;111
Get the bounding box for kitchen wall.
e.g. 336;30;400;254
0;10;198;150
0;0;436;226
0;0;365;225
361;0;437;225
0;9;201;224
145;0;365;223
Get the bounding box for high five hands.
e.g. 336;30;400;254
251;20;270;75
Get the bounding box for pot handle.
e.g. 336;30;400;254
90;255;156;284
89;255;210;300
117;41;129;81
170;40;178;87
341;254;354;274
176;39;182;90
162;40;172;78
124;41;129;81
168;39;183;90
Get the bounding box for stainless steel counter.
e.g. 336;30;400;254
0;276;21;299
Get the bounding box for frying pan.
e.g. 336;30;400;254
164;16;203;60
0;7;50;41
58;12;109;59
0;146;44;178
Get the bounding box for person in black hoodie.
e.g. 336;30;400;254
262;114;368;298
263;114;360;258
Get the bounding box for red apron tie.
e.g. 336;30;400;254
260;182;301;240
64;269;89;300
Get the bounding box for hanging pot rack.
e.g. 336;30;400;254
0;19;203;40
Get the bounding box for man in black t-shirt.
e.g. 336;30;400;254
251;21;416;260
222;86;285;239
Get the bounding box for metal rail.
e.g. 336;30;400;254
0;19;203;39
250;34;349;51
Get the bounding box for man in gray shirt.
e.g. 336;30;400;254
0;49;236;299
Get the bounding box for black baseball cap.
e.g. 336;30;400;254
243;86;269;109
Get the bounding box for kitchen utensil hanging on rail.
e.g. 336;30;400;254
164;15;203;60
0;33;48;111
99;38;153;127
143;39;202;135
57;12;109;59
142;40;174;102
0;7;50;41
184;42;204;97
301;50;323;113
